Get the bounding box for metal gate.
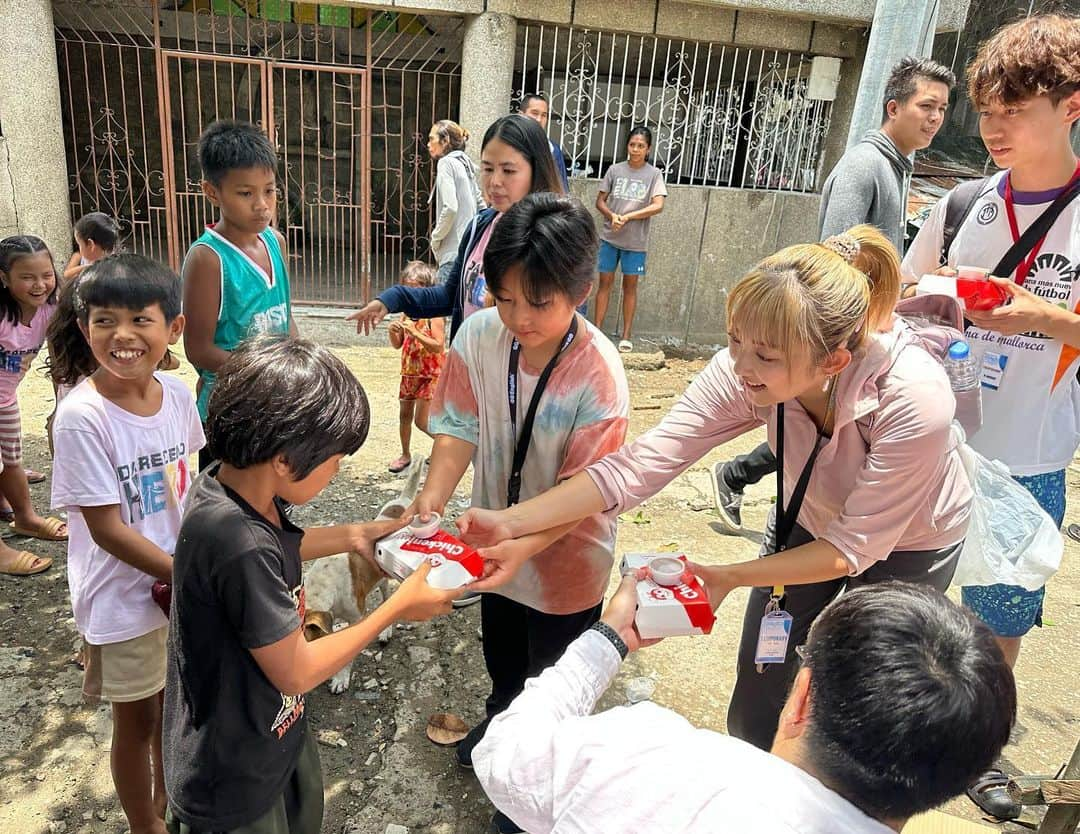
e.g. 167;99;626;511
54;0;463;305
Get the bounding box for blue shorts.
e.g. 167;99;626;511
961;469;1065;638
598;240;647;275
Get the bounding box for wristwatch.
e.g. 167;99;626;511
590;621;629;660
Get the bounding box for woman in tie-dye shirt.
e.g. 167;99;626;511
412;194;628;832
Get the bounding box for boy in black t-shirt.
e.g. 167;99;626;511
163;336;461;834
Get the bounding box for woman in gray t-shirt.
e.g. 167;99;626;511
593;126;667;353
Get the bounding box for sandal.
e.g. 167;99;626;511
0;550;52;576
0;500;13;523
618;339;633;353
10;517;68;541
25;469;46;485
1066;523;1080;543
965;768;1021;820
388;455;412;474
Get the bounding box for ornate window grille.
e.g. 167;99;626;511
514;23;836;192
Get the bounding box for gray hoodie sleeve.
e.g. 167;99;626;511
818;164;876;242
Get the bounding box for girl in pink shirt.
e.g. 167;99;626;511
0;235;68;576
460;224;972;751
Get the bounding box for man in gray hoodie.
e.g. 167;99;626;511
711;57;955;533
819;56;955;251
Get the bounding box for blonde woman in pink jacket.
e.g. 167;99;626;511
457;224;973;751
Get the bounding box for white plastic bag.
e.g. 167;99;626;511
952;443;1063;591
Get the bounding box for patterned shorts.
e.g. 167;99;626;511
399;375;438;402
962;469;1065;638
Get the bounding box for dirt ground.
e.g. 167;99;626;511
1;312;1077;834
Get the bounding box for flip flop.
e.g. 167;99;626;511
10;517;68;541
0;550;52;576
388;455;412;474
25;469;46;484
965;768;1021;821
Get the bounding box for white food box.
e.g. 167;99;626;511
375;529;483;590
620;553;716;639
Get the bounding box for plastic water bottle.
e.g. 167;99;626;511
944;340;983;436
944;340;979;391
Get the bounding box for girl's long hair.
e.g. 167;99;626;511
46;272;96;387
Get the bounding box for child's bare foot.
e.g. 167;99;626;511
389;455;412;474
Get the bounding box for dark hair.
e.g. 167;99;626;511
74;212;121;253
484;192;597;305
517;93;548;113
628;125;653;148
482;115;564;196
967;14;1080;107
197;119;278;186
46;254;182;386
207;336;370;480
802;582;1015;821
0;235;58;325
881;57;956;122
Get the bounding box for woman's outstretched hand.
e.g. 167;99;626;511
346;299;389;335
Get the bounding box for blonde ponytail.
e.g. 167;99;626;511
726;224;901;367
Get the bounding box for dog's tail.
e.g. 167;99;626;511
376;455;426;521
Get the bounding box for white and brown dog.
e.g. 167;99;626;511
301;456;425;693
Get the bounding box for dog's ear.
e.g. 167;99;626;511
348;551;385;608
302;610;333;641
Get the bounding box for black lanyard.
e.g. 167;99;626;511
506;316;579;506
773;381;837;555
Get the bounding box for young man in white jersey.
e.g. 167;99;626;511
902;14;1080;820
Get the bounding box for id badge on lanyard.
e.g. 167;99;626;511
506;317;578;506
756;385;835;673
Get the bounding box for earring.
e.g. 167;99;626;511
822;375;832;393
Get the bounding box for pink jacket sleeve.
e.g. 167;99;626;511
822;367;961;573
584;350;763;515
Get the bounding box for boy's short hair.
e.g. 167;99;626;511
197;119;278;186
207;336;370;480
802;582;1015;821
77;254;182;323
881;57;956;122
484;192;597;306
400;260;437;287
967;14;1080;107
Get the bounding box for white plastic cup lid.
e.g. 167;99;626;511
649;556;685;586
408;512;442;539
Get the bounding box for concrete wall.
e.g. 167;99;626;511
569;180;821;345
336;0;969;30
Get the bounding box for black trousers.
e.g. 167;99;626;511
724;441;777;492
726;511;962;751
480;593;602;718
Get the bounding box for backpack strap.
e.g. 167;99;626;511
940;177;991;266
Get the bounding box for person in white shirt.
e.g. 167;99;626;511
473;580;1015;834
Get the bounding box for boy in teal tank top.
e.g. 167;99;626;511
181;120;296;458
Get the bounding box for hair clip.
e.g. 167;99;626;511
822;234;861;265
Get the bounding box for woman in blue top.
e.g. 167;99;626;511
347;115;564;342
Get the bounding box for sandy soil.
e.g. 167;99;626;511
0;313;1076;834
